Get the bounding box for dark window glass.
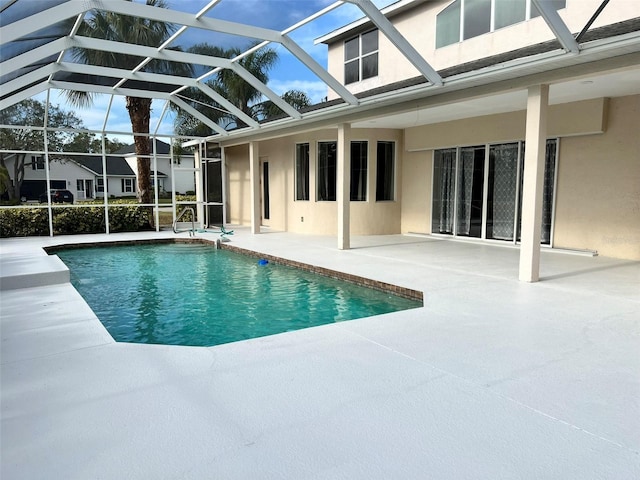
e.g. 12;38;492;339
495;0;526;29
31;156;44;170
516;139;557;244
345;37;359;61
376;141;395;201
295;143;310;201
263;162;270;220
432;148;457;234
350;141;368;201
436;0;461;48
361;30;378;55
344;30;378;83
121;178;135;193
463;0;491;40
361;53;378;80
486;143;519;240
456;145;485;238
317;142;337;202
345;60;359;84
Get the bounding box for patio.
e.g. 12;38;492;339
1;229;639;479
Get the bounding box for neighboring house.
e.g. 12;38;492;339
2;154;95;200
3;139;196;200
212;0;640;273
3;153;150;200
72;155;147;199
117;139;197;195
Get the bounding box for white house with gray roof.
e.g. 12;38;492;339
3;139;195;201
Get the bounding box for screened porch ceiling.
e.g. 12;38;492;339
1;0;638;145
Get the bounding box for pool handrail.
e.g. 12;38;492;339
173;206;196;237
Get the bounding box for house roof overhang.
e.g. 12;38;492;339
215;17;640;147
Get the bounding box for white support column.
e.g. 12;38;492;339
249;141;261;234
221;146;227;225
337;124;351;250
194;145;204;227
519;84;549;282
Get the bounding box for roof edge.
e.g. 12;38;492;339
315;0;431;45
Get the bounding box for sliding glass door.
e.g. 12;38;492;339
487;142;520;241
432;148;456;234
456;146;485;238
432;140;557;245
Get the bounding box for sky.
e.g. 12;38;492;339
36;0;397;143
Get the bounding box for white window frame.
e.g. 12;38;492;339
430;139;558;246
31;155;44;170
350;140;368;202
122;178;135;193
294;142;310;201
317;140;337;202
375;140;396;202
436;0;566;48
344;29;379;85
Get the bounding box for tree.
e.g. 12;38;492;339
174;44;312;136
65;132;128;154
0;99;86;200
66;0;192;205
0;165;9;197
260;89;312;120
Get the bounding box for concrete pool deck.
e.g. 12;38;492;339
1;229;639;479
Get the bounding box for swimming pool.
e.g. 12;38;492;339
56;242;422;347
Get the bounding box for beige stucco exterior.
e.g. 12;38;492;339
219;1;639;263
399;94;640;259
225;128;403;236
326;0;638;100
223;94;639;260
553;95;640;259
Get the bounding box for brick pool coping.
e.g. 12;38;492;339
45;237;423;303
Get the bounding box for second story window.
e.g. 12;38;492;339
436;0;566;48
344;29;378;85
31;156;44;170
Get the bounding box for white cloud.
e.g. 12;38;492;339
22;0;399;138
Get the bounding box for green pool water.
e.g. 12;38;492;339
57;243;421;347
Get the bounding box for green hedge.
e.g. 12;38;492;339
0;208;49;237
0;205;151;238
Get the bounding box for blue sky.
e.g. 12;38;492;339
41;0;396;142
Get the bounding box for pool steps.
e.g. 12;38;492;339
0;253;70;291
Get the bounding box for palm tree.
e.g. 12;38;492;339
174;43;310;136
66;0;192;206
260;89;312;120
213;46;278;124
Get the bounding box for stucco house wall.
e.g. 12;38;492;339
325;0;638;99
400;94;640;259
225;128;404;235
226;144;252;227
225;94;639;259
553;94;640;259
219;0;639;262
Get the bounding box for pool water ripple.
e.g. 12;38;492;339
57;243;421;346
